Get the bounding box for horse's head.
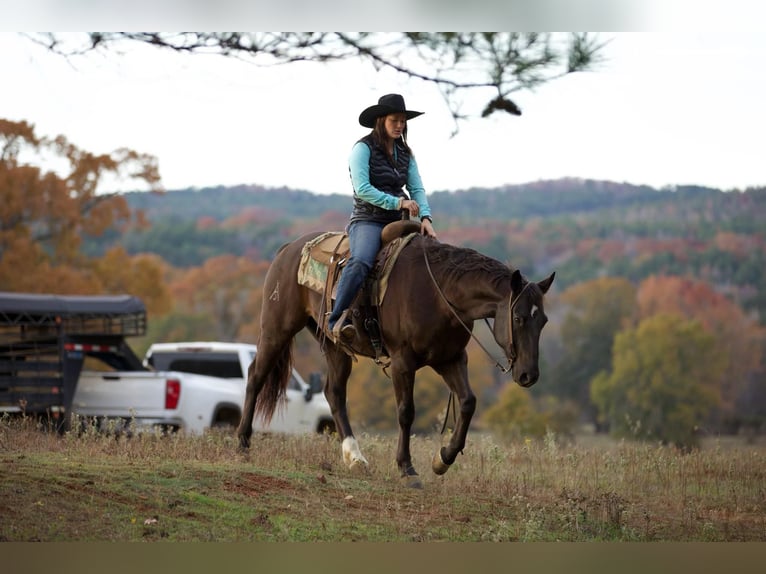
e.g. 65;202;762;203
493;270;555;387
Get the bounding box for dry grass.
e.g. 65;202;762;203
1;414;764;541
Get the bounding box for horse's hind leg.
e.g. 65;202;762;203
323;343;368;469
237;358;262;449
431;351;476;475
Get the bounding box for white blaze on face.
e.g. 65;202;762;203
342;436;369;468
531;304;539;318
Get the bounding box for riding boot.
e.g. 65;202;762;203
328;259;370;334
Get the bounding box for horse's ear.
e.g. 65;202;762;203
537;272;556;294
511;269;524;294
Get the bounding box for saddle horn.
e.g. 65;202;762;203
381;220;421;246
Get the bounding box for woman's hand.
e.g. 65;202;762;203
421;218;437;238
400;199;419;218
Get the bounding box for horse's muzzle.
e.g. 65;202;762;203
515;370;539;388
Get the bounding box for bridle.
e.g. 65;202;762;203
422;242;530;374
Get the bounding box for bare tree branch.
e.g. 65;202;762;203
27;32;609;129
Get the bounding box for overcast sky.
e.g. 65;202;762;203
4;31;765;195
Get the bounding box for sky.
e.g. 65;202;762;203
3;30;766;196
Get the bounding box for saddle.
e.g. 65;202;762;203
297;220;421;359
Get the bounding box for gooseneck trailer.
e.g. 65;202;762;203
0;292;147;431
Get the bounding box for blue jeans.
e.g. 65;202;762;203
327;220;385;330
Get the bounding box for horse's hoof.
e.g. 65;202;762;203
347;457;369;472
432;449;451;475
238;435;250;450
400;464;423;488
402;474;423;489
342;437;368;470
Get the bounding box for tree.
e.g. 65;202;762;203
590;314;725;449
168;254;269;342
636;275;764;429
92;248;171;317
483;384;547;440
0;118;168;312
30;32;607;130
547;277;636;426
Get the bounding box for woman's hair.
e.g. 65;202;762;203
371;115;413;163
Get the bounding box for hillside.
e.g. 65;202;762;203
87;178;766;323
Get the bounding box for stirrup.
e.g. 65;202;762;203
329;309;354;342
336;323;356;343
364;317;389;367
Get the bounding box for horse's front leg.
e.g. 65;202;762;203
391;358;422;488
431;351;476;475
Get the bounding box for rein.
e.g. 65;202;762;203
421;240;529;374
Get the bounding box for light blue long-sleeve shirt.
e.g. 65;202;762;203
348;141;432;220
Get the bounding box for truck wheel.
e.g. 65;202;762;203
316;419;336;435
212;407;241;432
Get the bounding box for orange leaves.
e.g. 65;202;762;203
713;231;759;258
167;255;269;341
637;275;744;331
0;117;169;313
636;274;764;416
79;194;133;237
0;119;39;161
93;247;172;316
1;118;158;248
110;148;162;192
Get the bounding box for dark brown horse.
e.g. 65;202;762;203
237;226;554;487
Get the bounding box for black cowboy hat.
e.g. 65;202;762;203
358;93;424;128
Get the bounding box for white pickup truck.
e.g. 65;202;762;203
143;341;335;435
70;342;237;435
70;341;335;436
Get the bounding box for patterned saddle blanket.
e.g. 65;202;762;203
297;224;419;305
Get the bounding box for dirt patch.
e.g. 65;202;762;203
222;472;293;497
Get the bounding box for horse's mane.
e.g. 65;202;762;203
418;238;514;288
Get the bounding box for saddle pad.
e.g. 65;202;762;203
297;230;418;304
297;232;348;293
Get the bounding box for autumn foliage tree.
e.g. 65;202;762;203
0;118;170;314
547;277;637;425
590;314;725;449
483;384;548;440
636;275;764;429
159;254;270;342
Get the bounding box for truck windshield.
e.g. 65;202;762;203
150;352;243;379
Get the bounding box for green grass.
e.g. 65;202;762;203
1;415;764;541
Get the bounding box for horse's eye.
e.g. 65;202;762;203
514;315;523;325
531;305;539;318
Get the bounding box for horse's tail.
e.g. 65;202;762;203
252;338;294;426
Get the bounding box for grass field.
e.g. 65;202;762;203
1;414;764;542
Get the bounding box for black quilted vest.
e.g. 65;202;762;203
350;134;411;225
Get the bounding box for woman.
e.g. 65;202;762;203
328;93;437;342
